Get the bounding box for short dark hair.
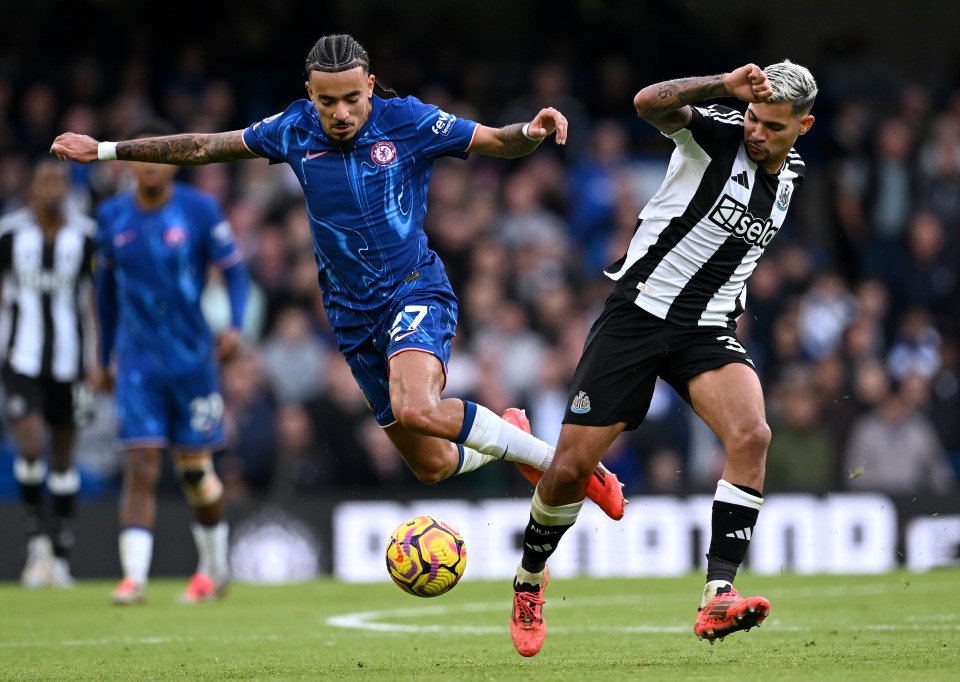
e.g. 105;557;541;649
304;34;397;98
126;118;177;140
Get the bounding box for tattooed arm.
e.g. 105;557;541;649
633;64;772;135
50;131;258;165
470;107;568;159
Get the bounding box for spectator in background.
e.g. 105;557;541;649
260;305;330;404
862;117;916;278
500;61;590;161
927;336;960;474
765;365;838;492
474;300;546;398
219;350;278;500
568;120;634;272
305;355;414;491
796;270;857;361
269;403;322;496
887;307;942;383
916;117;960;238
885;212;956;327
843;384;954;494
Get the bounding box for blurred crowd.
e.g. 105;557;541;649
1;37;958;505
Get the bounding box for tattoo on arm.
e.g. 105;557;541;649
648;76;727;113
116;131;255;165
498;123;543;159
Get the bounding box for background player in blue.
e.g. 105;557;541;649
52;34;626;519
92;120;250;605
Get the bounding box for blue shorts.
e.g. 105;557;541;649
334;283;458;427
115;362;225;451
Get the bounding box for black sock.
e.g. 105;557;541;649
519;513;572;578
51;492;77;559
19;482;46;537
706;500;760;583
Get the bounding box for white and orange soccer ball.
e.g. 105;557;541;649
385;515;467;597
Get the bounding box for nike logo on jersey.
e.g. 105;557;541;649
394;330;418;342
305;150;329;160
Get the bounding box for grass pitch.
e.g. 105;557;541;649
1;570;957;681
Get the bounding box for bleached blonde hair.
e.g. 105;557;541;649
764;59;817;115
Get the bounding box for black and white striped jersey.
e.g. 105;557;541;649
0;208;96;381
605;104;806;329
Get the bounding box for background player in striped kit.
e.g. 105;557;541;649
0;159;97;588
91;120;250;604
50;33;626;520
508;61;817;656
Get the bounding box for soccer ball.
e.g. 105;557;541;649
385;515;467;597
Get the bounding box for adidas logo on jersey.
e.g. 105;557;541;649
708;195;780;248
731;170;750;189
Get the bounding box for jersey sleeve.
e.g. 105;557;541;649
668;105;743;160
408;97;478;160
241;101;307;163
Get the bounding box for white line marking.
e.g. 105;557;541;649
325;587;959;635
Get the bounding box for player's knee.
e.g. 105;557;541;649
392;402;437;436
126;452;161;490
408;457;448;485
175;457;223;507
548;457;593;488
728;420;772;456
413;468;445;485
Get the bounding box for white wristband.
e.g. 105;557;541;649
521;123;538;141
97;141;118;161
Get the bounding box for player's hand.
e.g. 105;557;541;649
50;133;101;163
526;107;568;145
723;64;772;104
216;328;242;362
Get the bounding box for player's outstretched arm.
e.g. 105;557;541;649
633;65;771;136
50;131;258;165
469;107;568;159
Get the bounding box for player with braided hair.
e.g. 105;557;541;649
51;33;626;520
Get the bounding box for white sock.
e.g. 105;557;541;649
14;457;47;484
700;580;733;608
119;527;153;585
456;446;496;474
192;522;229;584
460;404;554;469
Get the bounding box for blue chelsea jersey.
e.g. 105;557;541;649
95;182;243;374
242;95;478;321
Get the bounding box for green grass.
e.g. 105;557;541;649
1;570;958;681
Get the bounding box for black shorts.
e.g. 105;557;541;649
2;365;78;427
564;294;757;430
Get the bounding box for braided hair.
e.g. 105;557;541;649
305;34;398;99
